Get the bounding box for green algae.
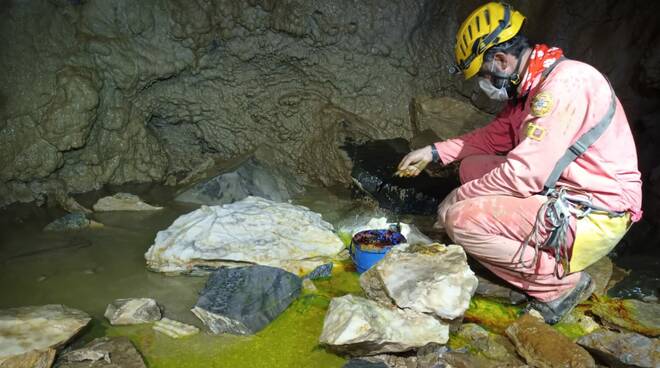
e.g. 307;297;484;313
591;296;660;337
463;296;522;334
75;264;362;368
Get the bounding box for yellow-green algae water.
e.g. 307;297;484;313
0;184;598;367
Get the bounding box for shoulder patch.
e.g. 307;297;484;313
525;122;547;141
531;91;554;117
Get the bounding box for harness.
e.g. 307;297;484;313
519;58;626;279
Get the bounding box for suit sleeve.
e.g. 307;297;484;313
434;103;517;165
455;76;589;201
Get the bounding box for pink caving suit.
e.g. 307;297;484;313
434;59;642;302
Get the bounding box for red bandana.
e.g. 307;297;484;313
519;44;564;95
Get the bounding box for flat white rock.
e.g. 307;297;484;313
0;304;90;364
145;196;344;275
319;295;449;356
360;243;478;320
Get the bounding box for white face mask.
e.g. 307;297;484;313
478;78;508;101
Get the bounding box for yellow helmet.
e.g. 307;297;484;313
455;2;526;79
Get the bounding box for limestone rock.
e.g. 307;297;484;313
410;96;492;141
591;299;660;337
104;298;161;325
302;278;318;292
505;314;596;368
451;323;525;366
475;275;527;305
577;330;659;368
44;213;102;232
585;256;614;296
305;262;333;280
153;318;199;338
0;349;55;368
191;265;301;335
0;305;90;365
319;295;449;356
175;157;302;205
144;196;344;275
93;193;163;212
360;243;478;320
56;337;146;368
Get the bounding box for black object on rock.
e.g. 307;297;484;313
343;138;460;215
192;265;302;335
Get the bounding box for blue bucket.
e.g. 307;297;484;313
349;228;406;274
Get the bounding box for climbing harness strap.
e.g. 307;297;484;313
519;59;625;278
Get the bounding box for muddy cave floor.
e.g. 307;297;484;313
0;183;658;367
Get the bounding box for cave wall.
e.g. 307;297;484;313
1;0;658;227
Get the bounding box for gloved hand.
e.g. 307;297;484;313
396;145;434;177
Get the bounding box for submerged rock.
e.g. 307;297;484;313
56;337;146;368
104;298;162;325
591;298;660;337
343;359;388;368
319;294;449;356
577;330;659;368
93;193;163;211
0;305;90;365
144;196;344;275
175;157;302;205
505;314;596;368
192;265;301;335
44;213;103;231
360;243;478;320
153;318;199;338
345;138;460;215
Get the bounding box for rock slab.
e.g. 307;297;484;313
145;196;344;275
93;193;163;212
319;294;449;356
0;305;90;365
191;265;302;335
56;337;146;368
104;298;161;325
175;157;302;205
506;314;596;368
360;243;478;320
153;318;199;338
577;330;659;368
592;298;660;337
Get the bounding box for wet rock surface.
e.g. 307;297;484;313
93;193;163;212
345;138;460;215
591;298;660;337
0;305;90;365
0;349;56;368
152;318;199;338
55;337;146;368
175;156;302;205
44;213;102;232
192;265;302;335
104;298;162;325
450;323;525;366
475;275;527;305
359;243;478;320
319;295;449;356
577;330;659;368
144;196;344;275
505;314;596;368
